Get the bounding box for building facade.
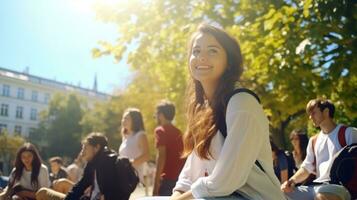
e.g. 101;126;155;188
0;67;111;137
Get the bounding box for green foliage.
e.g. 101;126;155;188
0;132;25;159
93;0;357;148
30;93;84;159
0;132;25;174
81;96;124;150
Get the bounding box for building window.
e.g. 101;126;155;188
17;88;25;99
44;93;50;104
31;91;38;102
29;127;36;135
2;85;10;97
0;104;9;116
16;106;23;119
30;108;37;121
14;125;22;135
0;124;7;133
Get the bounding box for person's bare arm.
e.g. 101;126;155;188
281;167;311;193
280;169;288;183
153;145;166;196
131;134;150;168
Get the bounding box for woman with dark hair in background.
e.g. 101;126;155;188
289;129;309;169
0;143;50;200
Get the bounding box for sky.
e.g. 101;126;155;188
0;0;132;94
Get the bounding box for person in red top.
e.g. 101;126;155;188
153;100;186;196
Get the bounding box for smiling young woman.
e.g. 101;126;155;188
0;143;50;200
138;23;286;200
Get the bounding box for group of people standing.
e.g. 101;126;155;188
118;103;186;196
1;23;356;200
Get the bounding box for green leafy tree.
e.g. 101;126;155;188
81;96;123;150
0;132;25;174
31;93;85;158
93;0;357;148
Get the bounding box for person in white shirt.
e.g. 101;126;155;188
281;99;357;200
66;154;85;184
119;108;150;184
0;143;50;200
140;23;286;200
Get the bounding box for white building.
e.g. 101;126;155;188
0;67;111;137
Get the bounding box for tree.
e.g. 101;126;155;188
30;93;85;158
0;132;25;174
93;0;357;148
81;96;123;150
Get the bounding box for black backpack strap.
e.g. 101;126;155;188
219;88;261;137
255;160;265;173
220;88;265;173
225;88;261;105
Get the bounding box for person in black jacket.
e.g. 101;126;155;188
49;157;68;183
36;132;130;200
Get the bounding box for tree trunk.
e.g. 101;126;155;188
272;109;305;149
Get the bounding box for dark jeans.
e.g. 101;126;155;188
0;176;9;189
158;179;177;196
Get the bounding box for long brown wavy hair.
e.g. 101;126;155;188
182;24;243;159
9;143;43;189
121;108;145;135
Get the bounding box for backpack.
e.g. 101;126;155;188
219;88;265;172
312;125;357;198
284;150;297;179
330;142;357;198
112;155;140;199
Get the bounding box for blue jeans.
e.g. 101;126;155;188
286;184;351;200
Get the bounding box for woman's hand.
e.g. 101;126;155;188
280;179;295;193
170;190;194;200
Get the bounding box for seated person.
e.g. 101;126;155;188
0;143;50;200
49;157;68;183
281;99;357;200
36;132;133;200
271;140;289;183
66;154;85;183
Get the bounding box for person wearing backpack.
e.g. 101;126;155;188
36;132;138;200
140;23;286;200
281;99;357;200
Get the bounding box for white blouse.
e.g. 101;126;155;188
10;164;50;191
174;93;286;200
119;130;147;181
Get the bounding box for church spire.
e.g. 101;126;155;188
93;73;97;92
